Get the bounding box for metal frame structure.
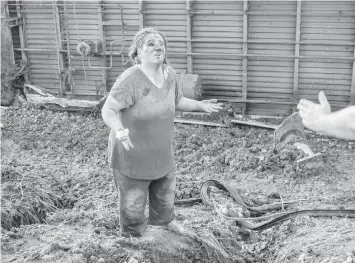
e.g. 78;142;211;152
7;0;355;115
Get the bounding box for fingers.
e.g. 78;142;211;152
122;141;130;150
202;99;224;108
298;108;306;119
116;128;134;151
318;91;327;105
122;138;134;151
297;92;330;113
204;105;223;113
318;91;331;113
297;99;318;111
116;128;129;141
296;100;303;111
127;137;134;148
209;107;221;113
202;99;218;103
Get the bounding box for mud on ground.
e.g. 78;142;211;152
1;107;355;263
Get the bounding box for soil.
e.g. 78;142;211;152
1;106;355;263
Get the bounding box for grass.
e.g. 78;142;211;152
1;170;65;230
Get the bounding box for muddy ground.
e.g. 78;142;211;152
1;105;355;263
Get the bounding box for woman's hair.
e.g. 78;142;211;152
128;28;168;65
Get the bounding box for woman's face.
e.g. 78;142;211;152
138;33;166;65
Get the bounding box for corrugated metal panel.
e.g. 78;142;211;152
7;2;22;62
102;1;140;90
192;1;244;100
247;1;296;116
144;1;187;73
22;2;60;92
64;1;101;96
14;1;355;115
298;1;355;106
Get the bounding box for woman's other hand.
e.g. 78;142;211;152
116;128;134;150
198;99;223;113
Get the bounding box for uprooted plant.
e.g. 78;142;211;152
1;60;28;106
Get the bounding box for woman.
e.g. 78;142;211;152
101;28;222;237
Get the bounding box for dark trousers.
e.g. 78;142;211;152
112;169;176;237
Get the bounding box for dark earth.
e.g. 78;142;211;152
1;104;355;263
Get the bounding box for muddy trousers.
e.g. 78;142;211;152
112;169;176;237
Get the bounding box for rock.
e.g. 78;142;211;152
74;183;82;190
280;149;292;160
72;253;87;263
249;232;259;243
7;232;23;239
58;243;72;251
97;258;106;263
127;257;138;263
319;257;330;263
267;175;274;181
298;253;306;261
343;256;353;263
16;240;25;246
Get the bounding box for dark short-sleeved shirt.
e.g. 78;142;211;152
108;64;183;180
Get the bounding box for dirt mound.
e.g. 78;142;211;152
173;122;350;200
1;107;354;263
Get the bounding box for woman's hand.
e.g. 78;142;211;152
297;91;331;133
198;99;223;113
116;128;134;151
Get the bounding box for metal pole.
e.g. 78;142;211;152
53;0;65;96
14;48;355;62
16;0;29;82
350;46;355;105
97;0;107;93
138;0;144;29
241;0;248;115
292;0;302;112
186;0;193;73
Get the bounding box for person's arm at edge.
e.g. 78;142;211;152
304;106;355;140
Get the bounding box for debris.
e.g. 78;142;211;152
25;84;55;97
174;118;228;127
274;112;306;143
23;83;98;109
72;253;87;263
57;243;72;251
25;94;98;109
127;257;138;263
231;119;277;130
274;112;322;166
294;142;323;167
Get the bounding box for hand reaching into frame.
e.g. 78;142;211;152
297;91;331;133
